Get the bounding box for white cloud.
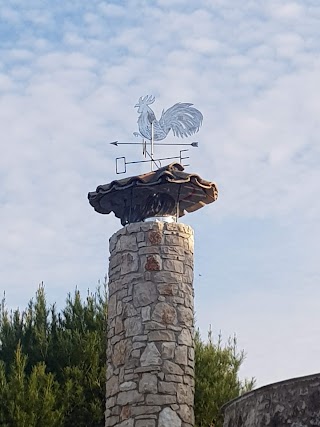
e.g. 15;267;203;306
98;3;126;17
0;6;20;24
1;0;320;388
0;74;14;91
267;1;304;20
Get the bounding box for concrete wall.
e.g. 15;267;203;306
106;221;195;427
223;373;320;426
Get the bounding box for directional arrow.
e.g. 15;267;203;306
110;141;198;147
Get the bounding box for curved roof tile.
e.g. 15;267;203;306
88;163;218;225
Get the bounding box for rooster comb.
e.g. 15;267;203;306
137;95;155;105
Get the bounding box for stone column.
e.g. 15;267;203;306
106;221;195;427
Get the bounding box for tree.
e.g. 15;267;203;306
194;328;255;427
0;285;107;426
0;345;62;427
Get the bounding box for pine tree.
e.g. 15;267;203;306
0;345;63;426
194;328;255;427
0;285;107;426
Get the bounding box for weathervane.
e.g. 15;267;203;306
111;95;203;174
89;96;218;225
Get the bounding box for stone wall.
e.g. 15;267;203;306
223;373;320;426
106;221;195;427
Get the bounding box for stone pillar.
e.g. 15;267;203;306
106;221;195;427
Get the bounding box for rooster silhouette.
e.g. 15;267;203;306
133;95;203;141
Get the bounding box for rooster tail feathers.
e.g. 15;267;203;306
159;103;203;138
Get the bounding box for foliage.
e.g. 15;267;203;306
194;327;255;427
0;286;254;427
0;345;62;427
0;285;107;426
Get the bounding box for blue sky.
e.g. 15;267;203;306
1;0;320;387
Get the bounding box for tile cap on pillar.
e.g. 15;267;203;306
88;162;218;226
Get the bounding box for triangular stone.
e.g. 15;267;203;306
140;342;161;367
159;407;181;427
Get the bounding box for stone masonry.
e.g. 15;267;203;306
223;373;320;426
106;221;195;427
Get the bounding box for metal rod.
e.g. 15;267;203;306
110;141;198;147
151;122;154;171
125;155;185;165
144;149;161;169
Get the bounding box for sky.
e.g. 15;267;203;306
1;0;320;388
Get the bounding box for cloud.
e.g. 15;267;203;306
1;0;320;387
266;1;304;20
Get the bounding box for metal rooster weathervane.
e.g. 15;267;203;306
110;95;203;174
89;96;217;225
